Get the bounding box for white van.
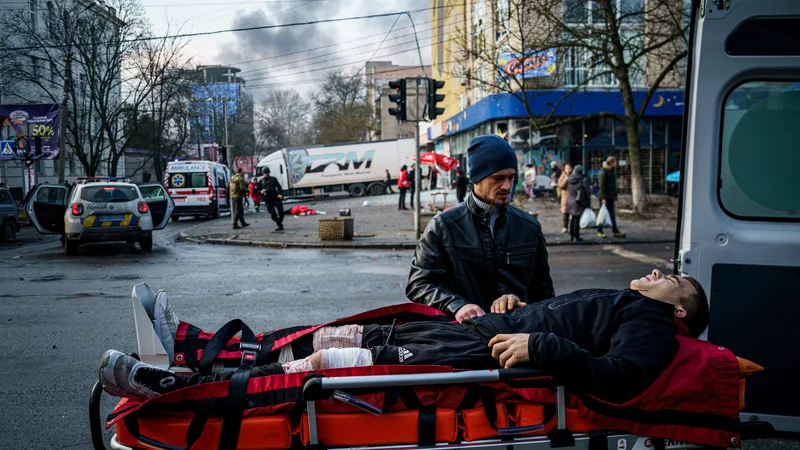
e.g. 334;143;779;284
164;161;231;220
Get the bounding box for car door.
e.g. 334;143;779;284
677;0;800;433
24;184;69;234
139;184;175;230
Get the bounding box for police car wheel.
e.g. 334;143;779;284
64;240;78;256
139;236;153;252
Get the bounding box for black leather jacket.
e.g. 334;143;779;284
406;193;555;316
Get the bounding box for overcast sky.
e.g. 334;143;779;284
141;0;433;99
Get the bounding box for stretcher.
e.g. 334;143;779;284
88;289;774;450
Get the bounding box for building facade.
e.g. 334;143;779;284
426;0;688;195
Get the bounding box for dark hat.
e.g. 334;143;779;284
467;134;518;183
262;167;271;174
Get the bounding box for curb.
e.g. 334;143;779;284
178;231;672;250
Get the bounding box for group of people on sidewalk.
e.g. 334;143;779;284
228;167;286;232
557;156;625;242
101;133;709;408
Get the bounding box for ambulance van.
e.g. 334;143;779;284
164;161;230;220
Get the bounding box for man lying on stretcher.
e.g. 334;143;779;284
99;269;709;405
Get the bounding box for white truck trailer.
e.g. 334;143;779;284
256;138;415;198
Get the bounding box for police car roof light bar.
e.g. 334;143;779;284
76;176;132;184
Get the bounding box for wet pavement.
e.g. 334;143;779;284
0;222;794;449
180;191;678;248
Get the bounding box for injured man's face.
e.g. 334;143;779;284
630;269;698;319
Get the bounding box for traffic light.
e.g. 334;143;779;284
388;79;407;122
427;78;445;121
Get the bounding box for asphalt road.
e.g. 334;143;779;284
0;221;792;449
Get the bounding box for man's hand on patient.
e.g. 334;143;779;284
455;303;485;323
489;334;531;368
490;294;527;314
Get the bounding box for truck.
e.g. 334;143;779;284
256;138;415;198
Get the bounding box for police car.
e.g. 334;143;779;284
24;177;174;255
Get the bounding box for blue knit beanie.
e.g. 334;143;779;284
467;134;518;183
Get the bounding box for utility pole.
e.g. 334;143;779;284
413;78;422;240
57;9;71;184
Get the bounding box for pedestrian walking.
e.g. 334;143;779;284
550;161;562;203
384;169;395;194
258;168;285;231
228;167;250;229
558;164;572;233
597;156;625;238
523;164;536;200
566;164;591;242
452;169;468;203
249;178;261;213
408;163;416;208
430;167;438;189
397;165;410;210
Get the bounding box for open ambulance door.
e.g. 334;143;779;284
139;184;175;230
24;184;69;234
677;0;800;433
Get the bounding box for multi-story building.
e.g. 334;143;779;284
365;61;431;140
188;65;251;152
0;0;125;191
427;0;688;195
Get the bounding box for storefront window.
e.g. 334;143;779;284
583;117;614;147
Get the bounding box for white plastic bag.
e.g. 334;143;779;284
596;204;613;227
579;208;596;229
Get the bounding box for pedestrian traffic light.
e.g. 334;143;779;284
388;79;407;122
427;78;445;121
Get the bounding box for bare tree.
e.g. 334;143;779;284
0;0;190;177
311;68;371;144
255;89;312;152
454;0;687;212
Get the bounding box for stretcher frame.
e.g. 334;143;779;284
91;368;730;450
88;289;772;450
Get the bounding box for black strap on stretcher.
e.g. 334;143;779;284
187;319;261;450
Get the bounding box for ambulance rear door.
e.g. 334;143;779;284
677;0;800;432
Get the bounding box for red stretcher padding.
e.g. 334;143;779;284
108;304;746;448
116;413;292;450
300;409;459;446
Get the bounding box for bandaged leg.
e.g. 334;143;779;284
319;348;373;369
281;348;373;373
312;325;363;350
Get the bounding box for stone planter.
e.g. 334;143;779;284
318;217;355;240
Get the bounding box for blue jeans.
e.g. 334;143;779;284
597;199;620;233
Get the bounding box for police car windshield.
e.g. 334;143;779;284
80;186;139;203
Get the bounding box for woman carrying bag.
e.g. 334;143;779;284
397;165;411;210
566;165;591;242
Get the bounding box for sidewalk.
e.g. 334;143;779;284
179;191;678;249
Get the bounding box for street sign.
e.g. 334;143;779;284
1;141;15;156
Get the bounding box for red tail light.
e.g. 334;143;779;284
71;203;83;216
138;201;149;214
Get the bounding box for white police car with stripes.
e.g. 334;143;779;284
24;177;174;255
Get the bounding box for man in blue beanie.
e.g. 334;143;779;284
406;134;554;322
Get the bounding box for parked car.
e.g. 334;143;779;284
24;177;174;255
0;188;21;242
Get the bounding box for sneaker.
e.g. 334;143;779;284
242;223;250;227
153;290;179;363
99;350;181;400
233;225;241;229
597;231;607;238
275;226;284;232
573;236;584;242
614;232;626;238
